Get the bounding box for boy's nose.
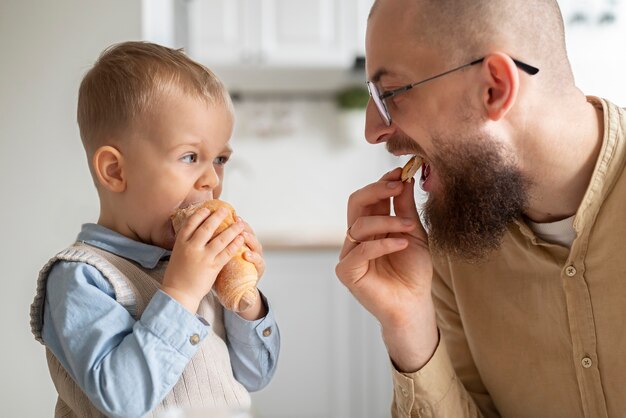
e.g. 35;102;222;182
364;99;395;144
195;166;220;191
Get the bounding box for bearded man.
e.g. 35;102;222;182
335;0;626;417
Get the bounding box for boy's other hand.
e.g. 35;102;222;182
239;217;265;279
162;207;245;314
237;218;268;321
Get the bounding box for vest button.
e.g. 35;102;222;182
189;333;201;345
262;327;272;337
581;357;593;368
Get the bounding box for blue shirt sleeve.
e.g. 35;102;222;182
223;292;281;391
41;261;209;418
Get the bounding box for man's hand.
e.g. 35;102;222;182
335;168;439;371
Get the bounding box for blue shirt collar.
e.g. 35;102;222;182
77;223;170;269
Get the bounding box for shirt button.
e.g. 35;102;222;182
401;387;408;397
581;357;593;368
262;327;272;337
189;333;201;345
565;265;577;277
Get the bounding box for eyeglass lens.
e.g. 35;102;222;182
367;82;391;126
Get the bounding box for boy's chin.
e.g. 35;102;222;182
161;239;175;251
157;227;176;251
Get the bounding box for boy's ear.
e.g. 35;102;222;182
479;52;520;121
92;145;126;193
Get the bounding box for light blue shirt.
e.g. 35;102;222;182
41;223;280;418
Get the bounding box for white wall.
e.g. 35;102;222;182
1;1;625;417
563;0;626;106
0;1;141;416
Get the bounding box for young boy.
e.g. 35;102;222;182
29;41;280;418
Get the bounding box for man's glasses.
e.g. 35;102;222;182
366;57;540;126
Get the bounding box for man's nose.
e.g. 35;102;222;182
364;99;395;144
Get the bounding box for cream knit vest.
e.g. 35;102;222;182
30;242;251;417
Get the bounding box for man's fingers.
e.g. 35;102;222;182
393;178;428;238
348;178;405;222
339;215;416;258
393;175;418;216
349;180;404;209
380;167;403;181
336;237;409;285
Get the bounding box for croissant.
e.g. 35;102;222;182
171;199;259;312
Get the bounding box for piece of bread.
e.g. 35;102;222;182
401;156;423;182
171;200;259;312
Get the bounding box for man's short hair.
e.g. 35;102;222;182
370;0;573;93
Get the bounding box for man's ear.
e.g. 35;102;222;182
480;52;520;121
92;145;126;193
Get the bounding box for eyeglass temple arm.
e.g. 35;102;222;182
380;56;538;100
386;59;488;98
471;57;539;75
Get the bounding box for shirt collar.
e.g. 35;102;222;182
76;223;170;269
515;97;623;242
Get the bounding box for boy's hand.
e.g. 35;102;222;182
239;217;265;279
162;207;245;314
237;217;268;321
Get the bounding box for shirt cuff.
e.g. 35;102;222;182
224;292;277;347
391;338;456;414
139;290;209;358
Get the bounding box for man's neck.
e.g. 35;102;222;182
523;95;604;223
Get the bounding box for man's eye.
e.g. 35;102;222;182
385;94;401;107
181;153;198;163
214;155;229;166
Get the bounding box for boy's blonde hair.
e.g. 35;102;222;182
77;41;232;154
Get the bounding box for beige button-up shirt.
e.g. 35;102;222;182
392;97;626;418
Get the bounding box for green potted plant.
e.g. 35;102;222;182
336;86;370;110
336;86;369;145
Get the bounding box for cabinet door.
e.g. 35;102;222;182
248;250;393;418
259;0;352;67
355;0;375;57
187;0;252;65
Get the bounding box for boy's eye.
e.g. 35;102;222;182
181;153;198;163
214;155;229;166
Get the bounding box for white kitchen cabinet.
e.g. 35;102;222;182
257;0;351;67
144;0;370;68
187;0;253;64
187;0;355;67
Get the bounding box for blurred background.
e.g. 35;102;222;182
1;0;624;417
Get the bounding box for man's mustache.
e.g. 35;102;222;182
385;135;424;155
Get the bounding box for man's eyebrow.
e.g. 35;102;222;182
369;68;389;83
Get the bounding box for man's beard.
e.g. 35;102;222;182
422;135;530;262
